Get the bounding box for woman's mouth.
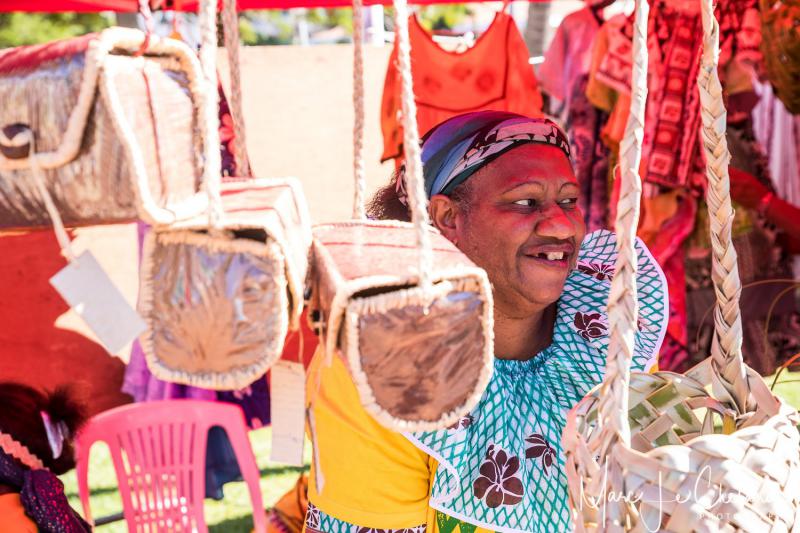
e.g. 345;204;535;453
524;251;570;268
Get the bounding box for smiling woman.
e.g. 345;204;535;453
304;112;669;533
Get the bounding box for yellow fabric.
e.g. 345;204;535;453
305;347;492;532
0;493;37;533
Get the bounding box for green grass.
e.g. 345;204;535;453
60;373;799;530
60;427;310;532
769;370;800;409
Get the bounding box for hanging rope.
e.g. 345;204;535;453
221;0;252;178
26;132;77;263
351;0;367;220
586;0;649;521
392;0;433;295
697;0;751;414
199;0;224;228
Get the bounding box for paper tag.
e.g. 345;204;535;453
270;360;306;466
49;251;147;354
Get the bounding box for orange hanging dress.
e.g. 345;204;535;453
381;12;544;163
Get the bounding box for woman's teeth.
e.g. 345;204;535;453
536;252;565;260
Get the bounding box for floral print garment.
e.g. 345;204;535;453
407;230;667;533
308;231;668;533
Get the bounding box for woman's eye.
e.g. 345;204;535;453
558;197;578;208
513;199;537;207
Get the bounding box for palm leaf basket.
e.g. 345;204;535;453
563;0;800;530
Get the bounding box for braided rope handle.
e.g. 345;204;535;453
198;0;223;228
588;0;649;478
392;0;433;294
221;0;252;178
352;0;367;220
697;0;751;414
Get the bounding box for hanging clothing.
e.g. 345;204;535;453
380;12;543;164
682;123;800;375
540;7;610;232
539;6;603;112
586;0;762;371
303;231;668;533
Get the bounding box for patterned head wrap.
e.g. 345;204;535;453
396;111;571;205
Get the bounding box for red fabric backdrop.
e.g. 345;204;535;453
1;0;542;12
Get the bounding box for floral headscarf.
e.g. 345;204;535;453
396;111;571;205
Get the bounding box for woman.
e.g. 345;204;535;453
0;382;91;532
304;111;667;532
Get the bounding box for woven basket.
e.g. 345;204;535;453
760;0;800;113
139;178;311;390
0;28;207;230
308;220;494;432
563;0;800;530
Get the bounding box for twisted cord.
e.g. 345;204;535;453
697;0;751;414
351;0;367;220
199;0;223;228
392;1;433;294
221;0;252;177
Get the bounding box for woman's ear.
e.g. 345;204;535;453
429;194;460;243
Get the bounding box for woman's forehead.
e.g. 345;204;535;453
475;145;577;190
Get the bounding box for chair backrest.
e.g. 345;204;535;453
76;400;267;533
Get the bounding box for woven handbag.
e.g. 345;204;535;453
0;28;208;230
563;0;800;531
139;178;311;390
304;0;493;433
138;0;312;390
308;221;493;432
760;0;800;113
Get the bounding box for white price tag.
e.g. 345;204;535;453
49;251;147;354
270;360;307;466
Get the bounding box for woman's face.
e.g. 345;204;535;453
431;144;586;315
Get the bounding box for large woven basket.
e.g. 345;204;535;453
563;0;800;530
0;28;207;230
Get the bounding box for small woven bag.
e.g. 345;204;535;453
563;0;800;530
138;0;312;390
0;28;207;230
306;0;493;432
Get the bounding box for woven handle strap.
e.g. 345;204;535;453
590;0;649;461
198;0;223;228
697;0;751;414
392;1;433;294
221;0;252;178
352;0;367;220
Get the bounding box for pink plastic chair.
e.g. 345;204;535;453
76;400;267;532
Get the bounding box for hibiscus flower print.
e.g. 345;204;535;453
472;444;524;508
577;261;615;281
525;433;557;475
305;502;321;530
574;312;607;341
447;414;475;431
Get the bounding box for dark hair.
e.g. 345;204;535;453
0;383;88;474
366;170;475;222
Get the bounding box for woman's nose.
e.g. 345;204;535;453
535;204;577;241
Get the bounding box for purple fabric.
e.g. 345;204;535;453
0;450;90;532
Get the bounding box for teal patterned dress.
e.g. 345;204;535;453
308;230;668;533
